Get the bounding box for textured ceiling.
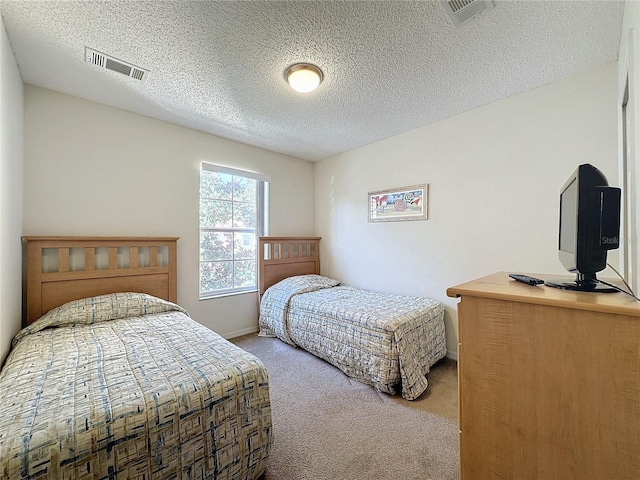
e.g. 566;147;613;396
0;1;625;161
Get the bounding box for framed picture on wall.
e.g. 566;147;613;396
368;184;428;223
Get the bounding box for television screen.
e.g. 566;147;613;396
545;163;621;292
559;178;577;255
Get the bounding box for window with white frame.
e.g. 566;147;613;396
199;164;269;299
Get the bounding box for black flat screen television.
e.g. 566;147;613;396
545;163;621;292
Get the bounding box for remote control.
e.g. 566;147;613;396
509;274;545;286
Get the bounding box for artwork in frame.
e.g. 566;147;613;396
368;184;428;223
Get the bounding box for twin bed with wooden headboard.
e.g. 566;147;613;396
258;236;447;401
1;236;272;480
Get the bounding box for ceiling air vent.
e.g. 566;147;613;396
85;47;148;82
441;0;495;27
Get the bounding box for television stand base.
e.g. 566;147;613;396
544;279;619;293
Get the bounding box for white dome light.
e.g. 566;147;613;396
285;63;323;93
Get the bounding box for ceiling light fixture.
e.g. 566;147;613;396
285;63;323;93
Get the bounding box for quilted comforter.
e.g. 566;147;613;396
259;275;446;400
0;293;272;480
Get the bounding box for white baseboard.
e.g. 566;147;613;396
223;326;259;340
445;349;458;361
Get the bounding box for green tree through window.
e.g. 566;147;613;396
199;164;269;298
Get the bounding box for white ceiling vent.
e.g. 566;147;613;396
85;47;148;81
441;0;495;27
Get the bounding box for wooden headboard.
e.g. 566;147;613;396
23;236;178;325
258;236;321;295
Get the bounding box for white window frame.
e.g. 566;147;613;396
199;163;270;299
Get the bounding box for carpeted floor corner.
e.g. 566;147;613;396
232;334;459;480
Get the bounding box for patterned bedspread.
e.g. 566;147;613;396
259;275;446;400
0;293;272;480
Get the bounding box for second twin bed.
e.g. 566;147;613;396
258;237;447;401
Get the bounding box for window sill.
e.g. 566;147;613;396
199;289;258;301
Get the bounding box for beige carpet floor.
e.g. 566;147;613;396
232;334;459;480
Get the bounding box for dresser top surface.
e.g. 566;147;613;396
447;272;640;317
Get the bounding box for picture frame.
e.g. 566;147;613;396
368;184;428;223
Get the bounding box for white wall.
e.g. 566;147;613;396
23;86;314;338
315;63;620;358
618;0;640;292
0;18;23;364
621;2;640;85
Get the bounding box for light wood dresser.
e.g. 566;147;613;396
447;272;640;480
